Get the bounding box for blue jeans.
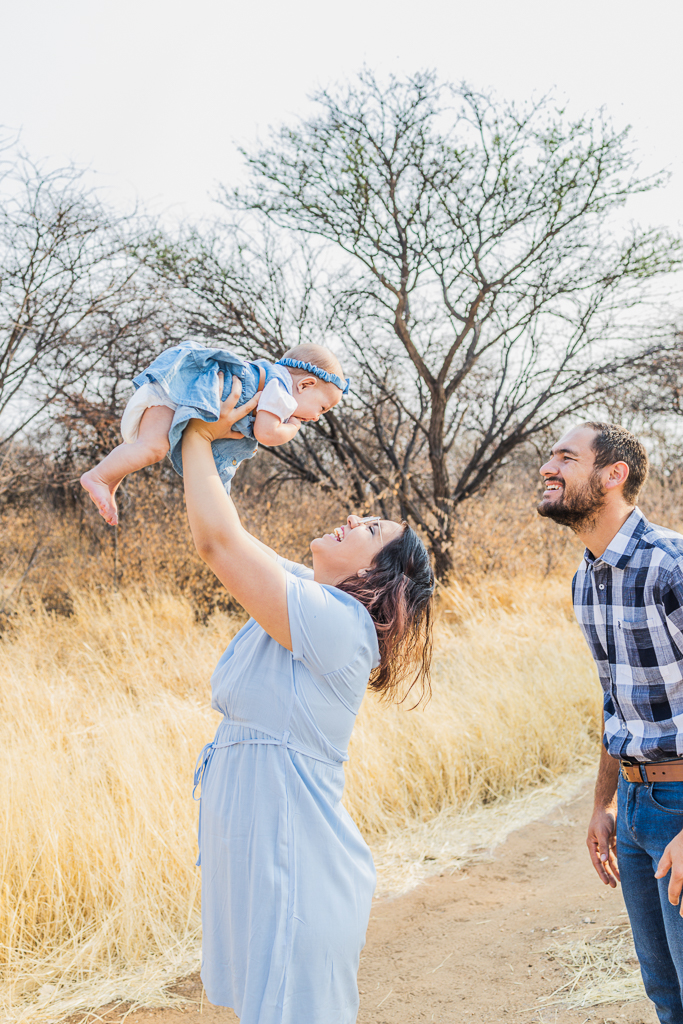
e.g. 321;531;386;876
618;775;683;1023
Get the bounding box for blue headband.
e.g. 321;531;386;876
276;357;350;395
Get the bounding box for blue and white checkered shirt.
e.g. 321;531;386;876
573;507;683;762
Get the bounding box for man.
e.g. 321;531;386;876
538;422;683;1024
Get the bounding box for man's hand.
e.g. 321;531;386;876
587;806;620;887
655;830;683;912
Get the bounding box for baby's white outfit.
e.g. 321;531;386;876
120;373;297;444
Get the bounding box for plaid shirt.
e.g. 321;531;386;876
573;507;683;762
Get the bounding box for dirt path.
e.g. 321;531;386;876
91;785;656;1024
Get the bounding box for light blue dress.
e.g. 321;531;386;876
193;557;379;1024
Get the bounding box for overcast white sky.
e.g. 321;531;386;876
1;0;682;232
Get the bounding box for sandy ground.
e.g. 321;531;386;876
87;785;657;1024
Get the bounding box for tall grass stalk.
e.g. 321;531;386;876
1;579;601;1022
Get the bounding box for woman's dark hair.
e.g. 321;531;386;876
335;523;435;705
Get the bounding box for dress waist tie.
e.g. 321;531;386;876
192;732;344;867
193;730;344;799
192;735;288;799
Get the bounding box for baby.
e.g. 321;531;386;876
81;340;348;525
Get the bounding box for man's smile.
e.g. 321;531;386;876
543;479;563;494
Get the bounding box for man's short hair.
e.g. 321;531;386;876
583;422;649;504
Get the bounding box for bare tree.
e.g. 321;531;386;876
622;335;683;418
0;152;144;444
592;332;683;463
142;224;349;488
210;71;681;578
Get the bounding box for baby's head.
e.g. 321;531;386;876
279;344;347;423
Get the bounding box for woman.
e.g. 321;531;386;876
184;377;434;1024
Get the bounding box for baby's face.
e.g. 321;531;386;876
292;379;341;423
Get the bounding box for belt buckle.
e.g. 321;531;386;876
620;758;642;782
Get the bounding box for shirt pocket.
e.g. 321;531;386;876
617;612;672;676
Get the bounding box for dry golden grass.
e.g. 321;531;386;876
0;576;602;1022
0;457;588;620
346;578;600;832
1;591;226;1021
4;433;683;1020
541;921;646;1008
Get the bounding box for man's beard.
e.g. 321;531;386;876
536;473;606;530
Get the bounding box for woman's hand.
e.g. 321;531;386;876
187;373;260;443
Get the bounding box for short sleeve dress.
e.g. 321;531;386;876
193;558;379;1024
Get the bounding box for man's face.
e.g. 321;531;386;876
537;426;606;529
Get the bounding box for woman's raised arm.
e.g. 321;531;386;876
181;378;291;650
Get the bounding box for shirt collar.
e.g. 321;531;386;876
584;507;647;570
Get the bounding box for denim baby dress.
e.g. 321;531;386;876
193;557;379;1024
132;340;294;492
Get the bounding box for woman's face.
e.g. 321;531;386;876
310;514;403;583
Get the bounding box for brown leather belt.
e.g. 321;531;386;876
621;759;683;783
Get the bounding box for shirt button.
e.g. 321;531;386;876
598;584;605;590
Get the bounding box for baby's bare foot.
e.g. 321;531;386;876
80;470;119;526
